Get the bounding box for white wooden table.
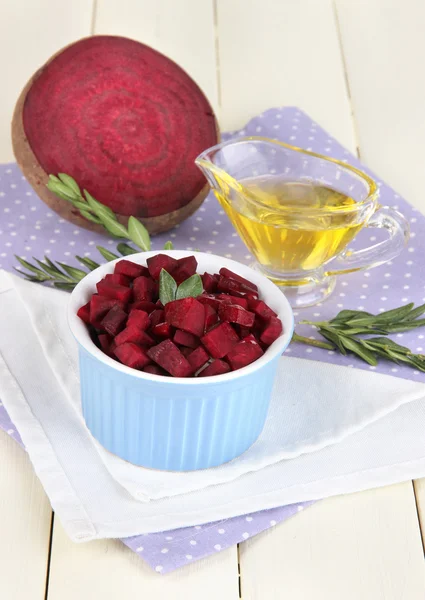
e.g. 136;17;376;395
1;1;425;597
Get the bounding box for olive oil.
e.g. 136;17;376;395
215;177;363;274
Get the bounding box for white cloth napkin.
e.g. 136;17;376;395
2;269;425;541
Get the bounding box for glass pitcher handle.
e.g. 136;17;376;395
326;206;410;277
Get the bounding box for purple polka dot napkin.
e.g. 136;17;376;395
0;106;422;573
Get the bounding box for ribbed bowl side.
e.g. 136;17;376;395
79;347;279;471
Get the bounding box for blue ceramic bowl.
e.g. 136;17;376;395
68;251;294;471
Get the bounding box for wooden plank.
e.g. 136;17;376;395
0;0;93;163
94;0;219;117
47;519;239;600
215;0;356;148
240;484;425;600
335;0;425;212
0;430;52;600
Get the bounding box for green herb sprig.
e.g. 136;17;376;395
293;303;425;372
159;269;203;305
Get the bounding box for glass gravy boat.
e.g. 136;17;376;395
195;137;410;308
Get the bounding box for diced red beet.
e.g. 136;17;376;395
133;276;156;302
204;304;218;333
165;297;205;337
146;254;178;280
115;325;155;347
114;343;151;370
104;273;131;287
90;295;125;327
96;280;132;304
217;294;248;309
147;339;192;377
77;301;91;324
198;294;223;310
142;364;169;376
238;326;252;339
260;316;283;345
172;256;198;284
149;309;165;328
198;359;231;377
248;299;277;320
130;300;156;314
114;260;149;279
242;333;258;344
245;291;259;301
218;303;255;327
201;272;218;293
187;346;209;371
156;299;164;308
98;333;113;355
201;322;239;358
219;267;258;292
226;338;264;370
127;309;150;331
180;346;193;357
101;305;128;336
173;329;200;348
151;322;173;338
216;276;250;297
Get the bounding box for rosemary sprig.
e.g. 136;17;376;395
47;173;151;251
293;304;425;372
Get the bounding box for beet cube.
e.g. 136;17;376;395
219;267;258;293
114;259;149;279
180;346;193;357
201;322;239;358
238;326;252;339
147;339;192;377
260;316;283;346
90;295;125;328
201;272;218;293
127;309;149;331
198;359;231;377
77;301;91;324
156;299;164;308
173;329;200;348
142;364;169;376
96;280;132;304
114;343;151;370
217;294;248;309
218;303;255;327
149;309;165;328
101;305;128;336
133;276;156;302
216;276;250;297
226;338;264;370
187;346;209;372
151;322;172;338
115;326;155;347
204;304;218;333
130;300;156;314
104;273;131;287
147;254;178;280
172;256;198;284
197;294;222;310
248;299;277;321
165;297;205;337
98;333;113;355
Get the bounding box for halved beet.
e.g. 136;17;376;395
201;272;218;293
219;268;258;293
115;325;154;347
133;276;156;302
90;295;125;328
147;254;178;280
172;256;198;284
173;329;200;349
101;305;128;336
127;309;150;331
96;280;132;304
164;297;205;337
114;343;151;370
218;304;255;327
201;322;239;359
260;317;283;345
204;304;218;333
104;273;131;287
187;346;209;372
13;36;219;234
151;322;173;338
248;299;277;321
198;359;231;377
226;338;264;370
114;260;149;279
147;339;192;377
77;301;91;324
